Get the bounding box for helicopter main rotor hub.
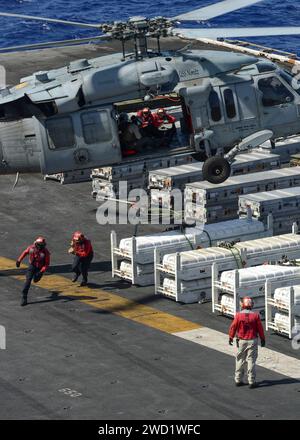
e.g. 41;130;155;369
99;16;176;58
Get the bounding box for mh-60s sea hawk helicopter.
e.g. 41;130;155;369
2;0;300;183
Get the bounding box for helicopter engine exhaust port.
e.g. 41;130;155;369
202;156;231;185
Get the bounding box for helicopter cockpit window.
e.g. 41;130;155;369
209;90;222;122
258;76;294;107
279;70;300;97
224;89;236;119
81;110;112;145
46;116;75;150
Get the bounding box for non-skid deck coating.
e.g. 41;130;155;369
3;255;300;380
0;172;299;420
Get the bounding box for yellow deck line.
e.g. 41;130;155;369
0;256;200;334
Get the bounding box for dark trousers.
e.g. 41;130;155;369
72;253;93;282
22;265;42;298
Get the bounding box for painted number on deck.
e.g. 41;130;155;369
58;388;82;398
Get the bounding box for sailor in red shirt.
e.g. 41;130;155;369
229;297;266;388
16;237;50;307
153;108;176;127
153;108;177;145
136;107;158;137
69;231;93;287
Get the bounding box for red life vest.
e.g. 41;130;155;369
18;244;50;273
229;310;265;340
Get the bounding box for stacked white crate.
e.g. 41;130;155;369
149;152;280;209
239;187;300;235
265;279;300;338
111;216;271;286
258;135;300;163
155;231;300;303
149;151;280;190
184;168;300;225
91;152;195;200
212;264;300;320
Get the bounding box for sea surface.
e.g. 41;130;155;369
0;0;299;55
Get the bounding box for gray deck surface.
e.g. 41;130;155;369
0;173;299;420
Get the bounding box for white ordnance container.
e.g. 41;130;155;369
274;286;300;315
161;234;300;281
163;277;212;303
220;265;300;293
239;187;300;219
221;293;265;312
45;169;92;184
258;135;300;163
184;168;300;224
272;216;300;235
93;177;145;200
119;261;154;286
185;201;238;224
118;218;268;265
92;152;195;181
148;152;280;190
274;313;300;332
185;168;300;206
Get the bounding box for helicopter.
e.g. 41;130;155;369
1;0;300;184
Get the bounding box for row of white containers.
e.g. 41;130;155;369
239;186;300;235
211;264;300;338
149;151;280;205
111;216;273;286
148;135;300;210
258;134;300;163
44;169;92;184
91;151;196;200
184;167;300;224
154;232;300;303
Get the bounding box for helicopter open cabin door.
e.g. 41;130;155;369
256;74;300;137
36;107;122;175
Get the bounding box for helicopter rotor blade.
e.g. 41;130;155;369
174;27;300;39
0;12;101;29
174;0;263;21
0;35;109;53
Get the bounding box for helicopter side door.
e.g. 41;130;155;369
36;107;122;175
255;74;300;137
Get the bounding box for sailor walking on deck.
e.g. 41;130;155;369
69;231;93;287
16;237;50;307
229;297;266;388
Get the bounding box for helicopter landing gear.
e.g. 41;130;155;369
202;156;231;185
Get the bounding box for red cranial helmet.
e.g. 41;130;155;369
35;236;46;249
241;296;253;310
73;231;85;242
142;107;150;116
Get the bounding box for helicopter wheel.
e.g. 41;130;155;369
202;156;231;184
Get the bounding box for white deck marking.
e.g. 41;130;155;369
173;327;300;380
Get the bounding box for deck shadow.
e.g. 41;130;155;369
257;378;300;388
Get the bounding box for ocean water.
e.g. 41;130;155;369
0;0;299;55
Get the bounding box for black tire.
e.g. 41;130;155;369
202;156;231;184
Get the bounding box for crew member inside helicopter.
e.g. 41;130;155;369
136;107;159;138
118;113;152;154
153;108;177;145
136;107;177;146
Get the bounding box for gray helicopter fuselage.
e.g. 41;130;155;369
0;49;299;175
